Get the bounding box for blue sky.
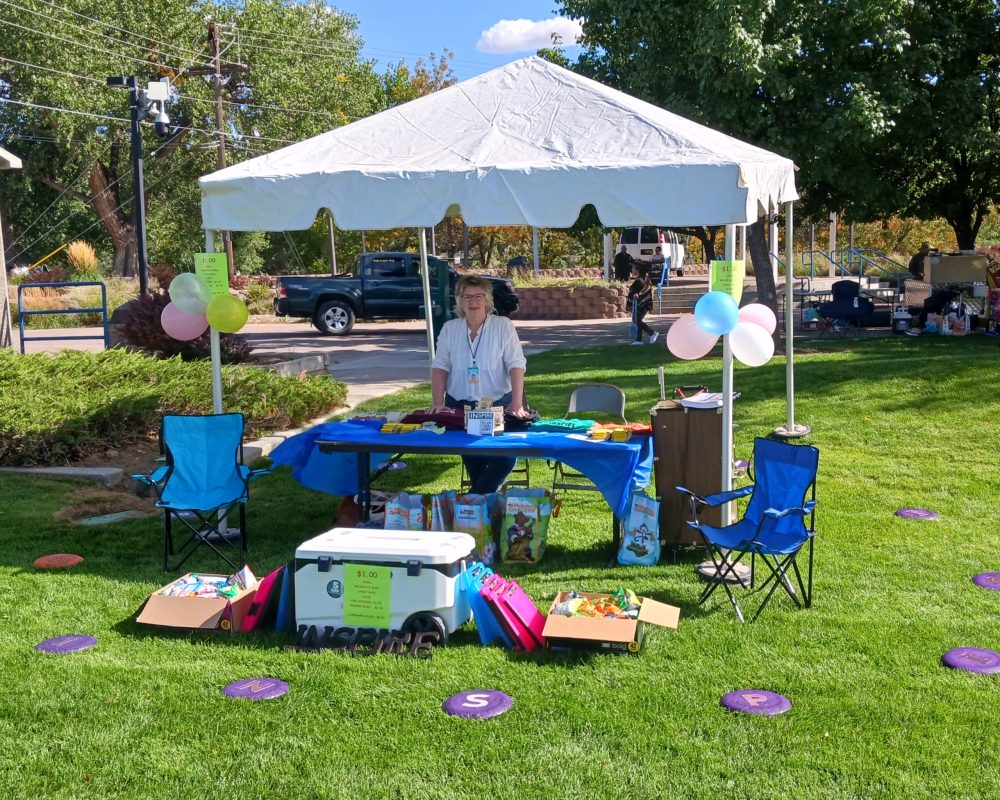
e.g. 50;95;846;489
329;1;584;81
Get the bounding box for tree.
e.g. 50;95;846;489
0;0;383;276
558;0;1000;251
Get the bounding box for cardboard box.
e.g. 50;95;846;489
542;592;680;654
136;573;257;633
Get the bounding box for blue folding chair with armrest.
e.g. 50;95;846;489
132;414;271;571
676;437;819;623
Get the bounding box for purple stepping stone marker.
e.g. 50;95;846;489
972;573;1000;593
942;648;1000;675
894;507;939;520
442;689;513;719
36;634;97;655
720;689;791;716
223;678;289;701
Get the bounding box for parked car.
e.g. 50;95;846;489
617;227;685;277
274;252;519;335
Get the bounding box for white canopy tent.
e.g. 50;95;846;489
199;56;801;503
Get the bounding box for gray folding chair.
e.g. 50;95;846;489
552;383;626;496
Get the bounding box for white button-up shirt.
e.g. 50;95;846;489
432;315;526;403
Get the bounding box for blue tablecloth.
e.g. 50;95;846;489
269;420;652;519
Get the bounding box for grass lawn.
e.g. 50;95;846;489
2;335;999;799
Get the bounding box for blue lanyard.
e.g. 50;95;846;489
467;319;486;365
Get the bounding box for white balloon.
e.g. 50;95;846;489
729;321;775;367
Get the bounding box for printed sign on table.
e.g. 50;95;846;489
710;259;746;304
343;563;391;628
466;410;496;437
194;252;230;297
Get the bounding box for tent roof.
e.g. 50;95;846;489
0;147;22;170
199;56;797;232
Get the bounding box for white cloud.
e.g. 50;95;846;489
477;17;583;54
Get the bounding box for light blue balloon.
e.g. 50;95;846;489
694;291;739;336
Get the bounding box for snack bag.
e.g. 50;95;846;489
501;488;557;563
617;492;660;566
429;490;456;532
454;493;496;565
384;492;426;531
501;494;542;563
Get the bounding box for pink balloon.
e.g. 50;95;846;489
666;314;720;360
738;303;777;335
161;302;209;341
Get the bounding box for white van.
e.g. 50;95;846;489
617;227;685;277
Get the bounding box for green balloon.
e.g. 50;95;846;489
206;294;249;333
169;272;211;315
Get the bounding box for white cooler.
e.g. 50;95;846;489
294;528;475;638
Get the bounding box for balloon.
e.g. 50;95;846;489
729;320;775;367
694;291;739;335
160;302;209;341
169;272;211;315
206;293;249;333
738;303;777;335
666;313;720;360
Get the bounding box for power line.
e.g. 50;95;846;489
5;148;107;251
0;0;195;73
1;55;360;123
24;0;206;63
0;15;180;72
1;97;129;124
9;149;204;266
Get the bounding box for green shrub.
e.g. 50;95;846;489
245;280;275;315
0;348;347;465
118;289;252;363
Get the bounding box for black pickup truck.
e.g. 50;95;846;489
274;252;519;335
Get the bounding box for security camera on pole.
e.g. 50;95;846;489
106;76;172;297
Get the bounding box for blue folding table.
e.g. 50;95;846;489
269;419;653;531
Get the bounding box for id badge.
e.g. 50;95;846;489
467;366;480;386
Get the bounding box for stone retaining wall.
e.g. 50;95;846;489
514;284;629;320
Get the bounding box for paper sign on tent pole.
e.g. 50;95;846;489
202;236;225;413
194;252;230;297
710;259;746;303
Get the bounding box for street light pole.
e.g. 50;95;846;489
107;76;156;297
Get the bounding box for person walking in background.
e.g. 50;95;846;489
626;263;658;345
613;244;634;282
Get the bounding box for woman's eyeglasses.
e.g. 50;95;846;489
461;293;487;301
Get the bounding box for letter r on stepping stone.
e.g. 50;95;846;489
741;693;768;706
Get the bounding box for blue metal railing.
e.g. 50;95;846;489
800;249;841;279
656;256;672;314
18;281;110;354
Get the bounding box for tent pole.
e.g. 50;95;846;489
418;227;436;374
205;230;223;414
773;201;810;439
532;227;540;276
721;224;736;521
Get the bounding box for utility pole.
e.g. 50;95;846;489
186;22;250;282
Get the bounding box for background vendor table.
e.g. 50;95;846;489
268;420;652;521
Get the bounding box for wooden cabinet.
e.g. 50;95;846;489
650;401;728;548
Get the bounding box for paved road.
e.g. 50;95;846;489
11;315;662;407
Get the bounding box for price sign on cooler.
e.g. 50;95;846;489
343;563;391;628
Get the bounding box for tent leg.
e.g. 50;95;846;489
773;201;810;439
418;228;436;377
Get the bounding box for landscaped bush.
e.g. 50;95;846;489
244;279;275;315
118;289;253;363
0;348;347;465
65;240;102;281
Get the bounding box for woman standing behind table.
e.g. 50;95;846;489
430;275;528;493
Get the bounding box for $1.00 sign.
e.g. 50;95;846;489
343;563;391;628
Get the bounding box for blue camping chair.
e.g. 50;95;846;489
133;414;270;571
816;280;874;337
677;437;819;623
